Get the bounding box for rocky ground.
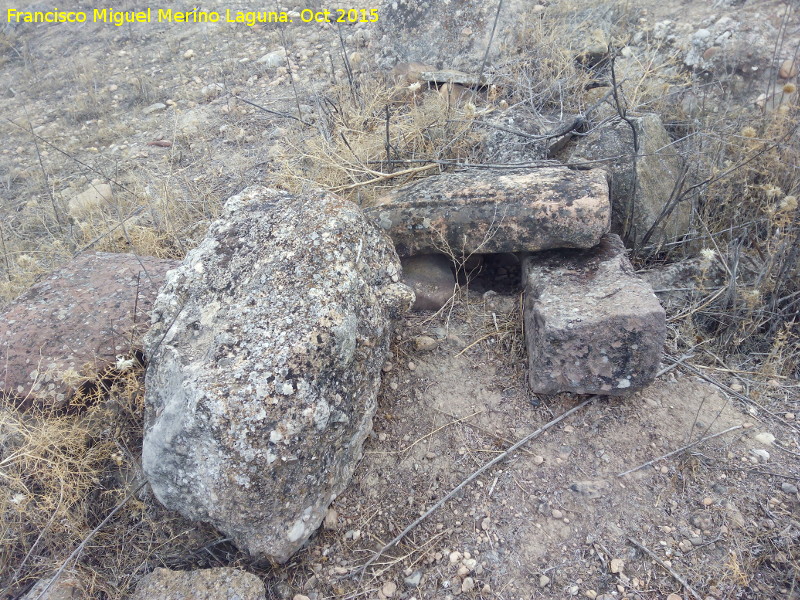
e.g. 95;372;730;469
1;0;799;599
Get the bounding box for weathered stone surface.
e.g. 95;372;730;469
21;574;84;600
366;168;609;257
401;254;456;311
130;568;265;600
523;234;665;396
143;186;413;562
0;252;177;408
569;113;689;246
67;180;113;218
375;0;526;71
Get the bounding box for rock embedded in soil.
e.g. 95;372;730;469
365;167;610;257
523;234;666;396
142;186;413;563
569;113;688;246
130;567;266;600
0;251;177;409
401;254;455;311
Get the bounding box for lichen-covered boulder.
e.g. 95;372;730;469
142;186;413;562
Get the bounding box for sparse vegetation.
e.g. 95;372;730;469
1;0;798;598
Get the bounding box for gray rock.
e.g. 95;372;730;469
401;254;456;311
523;234;665;396
143;186;413;562
375;0;524;71
781;482;798;495
0;252;177;409
130;567;265;600
21;574;83;600
142;102;167;115
570;114;688;247
366;167;610;257
257;47;286;68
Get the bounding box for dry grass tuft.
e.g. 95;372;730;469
0;365;223;599
269;79;484;205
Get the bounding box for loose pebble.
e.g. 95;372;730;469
779;58;798;79
413;335;438;351
461;577;475;592
382;581;397;597
610;558;624;573
183;49;195;59
407;361;416;371
781;482;798;494
404;571;422;587
449;551;462;564
552;509;564;519
702;497;714;506
323;508;338;530
754;432;775;445
533;455;545;465
785;413;795;421
539;574;551;588
585;590;597;599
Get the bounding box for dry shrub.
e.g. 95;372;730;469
0;366;221;599
270;80;484;205
687;104;800;375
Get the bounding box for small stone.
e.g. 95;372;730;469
404;571;422;588
667;594;681;600
552;509;564;519
183;49;194;59
660;465;669;474
294;595;310;600
461;577;475;593
413;335;438;351
481;517;491;530
569;585;580;596
539;575;551;588
702;497;714;506
457;565;470;578
382;581;397;597
449;551;462;564
533;455;545;465
751;448;770;462
781;482;798;494
690;536;704;546
382;362;393;373
143;102;167;115
585;591;597;599
779;58;798;79
730;383;743;392
407;361;416;371
785;413;795;421
258;48;287;68
610;558;624;573
754;432;775;445
742;422;753;429
323;508;338;530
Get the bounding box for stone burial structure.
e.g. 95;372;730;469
364;166;666;397
139;167;664;563
142;186;414;563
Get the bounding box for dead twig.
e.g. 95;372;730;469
618;425;743;477
354;396;598;579
627;537;702;600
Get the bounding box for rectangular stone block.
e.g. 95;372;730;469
523;234;665;396
366;167;610;256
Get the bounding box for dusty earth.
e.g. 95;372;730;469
1;0;799;599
